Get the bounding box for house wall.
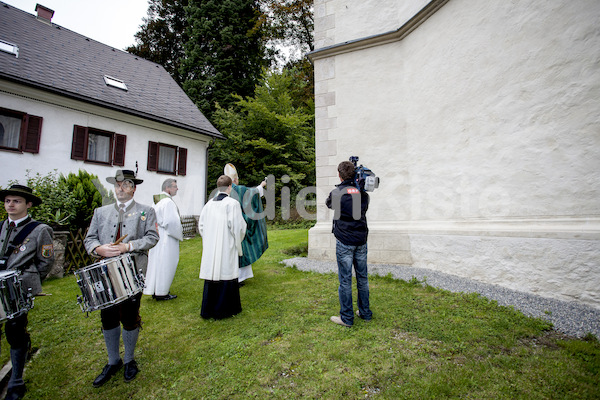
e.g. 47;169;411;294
0;81;211;216
310;0;600;308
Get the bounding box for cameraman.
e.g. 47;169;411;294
326;161;373;327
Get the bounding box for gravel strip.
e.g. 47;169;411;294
281;257;600;339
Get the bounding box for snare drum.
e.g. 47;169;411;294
75;254;144;313
0;270;34;323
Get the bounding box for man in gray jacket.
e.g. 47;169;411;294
84;169;158;387
0;184;54;400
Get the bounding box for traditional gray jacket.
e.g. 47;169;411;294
84;200;159;275
0;217;54;296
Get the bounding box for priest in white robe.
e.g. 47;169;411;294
144;178;183;300
199;175;247;319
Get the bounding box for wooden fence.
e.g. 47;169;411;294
181;215;199;239
64;228;94;274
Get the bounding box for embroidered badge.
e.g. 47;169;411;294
19;245;26;252
346;188;360;194
42;244;54;258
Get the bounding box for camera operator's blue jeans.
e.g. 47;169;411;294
336;240;372;326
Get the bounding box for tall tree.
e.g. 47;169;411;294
181;0;270;119
127;0;189;85
208;68;315;204
262;0;313;52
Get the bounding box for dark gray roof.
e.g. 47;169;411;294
0;2;223;139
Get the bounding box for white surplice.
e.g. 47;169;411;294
144;194;183;296
199;194;246;281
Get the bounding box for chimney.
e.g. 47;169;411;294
35;4;54;24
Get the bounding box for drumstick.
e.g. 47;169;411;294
113;234;128;245
97;235;129;260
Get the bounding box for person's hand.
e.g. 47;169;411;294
95;243;126;257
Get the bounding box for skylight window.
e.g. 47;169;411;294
103;75;128;91
0;40;19;58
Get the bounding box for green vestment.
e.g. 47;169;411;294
231;184;268;267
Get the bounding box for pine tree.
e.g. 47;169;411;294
127;0;189;85
181;0;270;119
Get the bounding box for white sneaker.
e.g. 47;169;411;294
330;315;351;327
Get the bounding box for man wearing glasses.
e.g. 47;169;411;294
84;169;159;387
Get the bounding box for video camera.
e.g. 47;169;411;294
349;156;380;192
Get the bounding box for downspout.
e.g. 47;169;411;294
205;139;214;203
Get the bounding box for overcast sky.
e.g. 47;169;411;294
5;0;149;50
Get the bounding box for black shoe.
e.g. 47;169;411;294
5;385;26;400
92;360;123;387
155;294;177;301
124;360;139;382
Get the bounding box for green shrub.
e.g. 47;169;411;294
1;170;77;230
59;170;113;232
0;169;114;233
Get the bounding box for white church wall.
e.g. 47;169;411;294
310;0;600;309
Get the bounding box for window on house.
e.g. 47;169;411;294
103;75;128;91
0;40;19;58
0;107;43;153
71;125;126;166
147;141;187;176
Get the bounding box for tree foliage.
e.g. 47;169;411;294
0;170;114;233
0;171;77;230
128;0;315;110
261;0;313;55
180;0;270;119
59;170;113;232
127;0;189;85
208;68;315;202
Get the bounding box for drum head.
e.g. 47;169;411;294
0;270;18;279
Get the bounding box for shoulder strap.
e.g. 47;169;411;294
4;221;42;255
0;220;42;270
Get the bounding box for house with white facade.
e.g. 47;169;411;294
0;2;223;215
308;0;600;309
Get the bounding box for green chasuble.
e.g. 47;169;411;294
231;184;268;267
153;193;170;204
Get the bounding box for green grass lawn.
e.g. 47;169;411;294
7;229;600;399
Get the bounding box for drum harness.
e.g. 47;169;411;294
0;220;42;271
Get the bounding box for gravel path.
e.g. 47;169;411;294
281;257;600;339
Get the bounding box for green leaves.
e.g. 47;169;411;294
59;170;111;232
208;68;315;209
181;0;268;119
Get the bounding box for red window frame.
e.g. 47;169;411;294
0;107;43;154
71;125;126;166
147;141;187;176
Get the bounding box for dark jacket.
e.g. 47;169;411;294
325;179;369;246
0;217;54;296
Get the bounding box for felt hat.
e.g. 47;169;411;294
0;184;42;206
106;169;143;185
224;163;238;181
